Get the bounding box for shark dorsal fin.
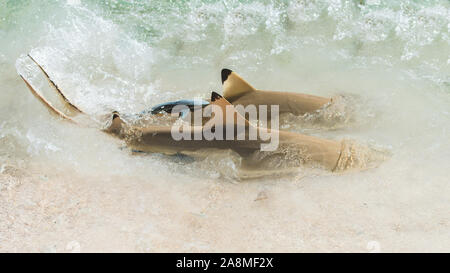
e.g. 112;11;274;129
103;111;125;135
208;91;250;127
221;69;256;101
211;91;224;102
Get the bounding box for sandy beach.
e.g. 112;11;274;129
1;155;448;252
1;0;449;252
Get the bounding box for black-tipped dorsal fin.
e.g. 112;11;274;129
104;111;125;135
208;91;250;127
221;69;256;100
221;69;232;84
211;91;223;102
112;111;121;120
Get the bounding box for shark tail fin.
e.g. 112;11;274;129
19;74;76;123
27;54;84;114
221;69;256;101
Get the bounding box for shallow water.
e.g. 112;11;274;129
0;0;449;252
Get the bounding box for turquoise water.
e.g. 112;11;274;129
1;0;450;177
2;0;449;169
0;0;449;251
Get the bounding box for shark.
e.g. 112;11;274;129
149;69;334;124
18;55;382;175
221;69;332;116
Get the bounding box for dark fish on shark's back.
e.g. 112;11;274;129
148;99;210;116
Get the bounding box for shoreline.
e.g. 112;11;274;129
1;161;448;253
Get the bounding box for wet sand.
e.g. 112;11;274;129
1;159;448;252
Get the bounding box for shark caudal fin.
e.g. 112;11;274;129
19;74;76;123
27;54;84;114
221;69;256;101
19;55;91;125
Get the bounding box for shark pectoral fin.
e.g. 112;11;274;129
221;69;256;101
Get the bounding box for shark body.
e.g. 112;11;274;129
221;69;332;116
18;56;380;174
